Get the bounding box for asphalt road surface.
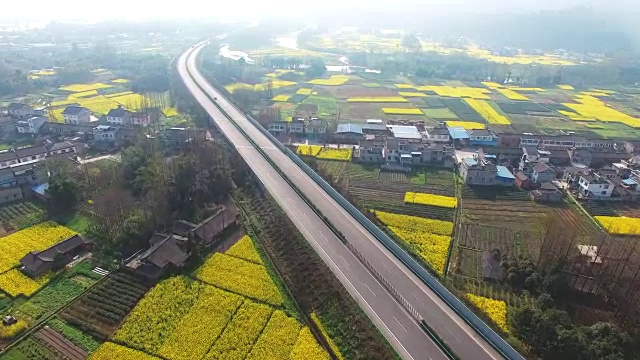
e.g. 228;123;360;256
179;42;505;360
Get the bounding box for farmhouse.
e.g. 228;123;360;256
173;204;239;247
62;105;91;125
531;162;557;184
16;116;46;135
7;103;33;119
20;235;93;277
124;233;190;281
577;173;614;198
354;138;385;163
426;127;451;143
531;182;563;203
307;119;328;141
468;129;498;146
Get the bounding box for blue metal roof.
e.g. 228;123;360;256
32;183;49;196
623;178;637;185
496;166;515;179
448;126;470;140
336;123;363;134
463;158;478;166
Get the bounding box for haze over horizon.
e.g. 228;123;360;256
1;0;636;22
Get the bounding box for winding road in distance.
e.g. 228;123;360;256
178;41;507;360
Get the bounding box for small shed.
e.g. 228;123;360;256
531;182;563;202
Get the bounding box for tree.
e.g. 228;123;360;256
305;58;327;78
46;160;80;214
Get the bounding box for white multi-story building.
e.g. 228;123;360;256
16;116;46;134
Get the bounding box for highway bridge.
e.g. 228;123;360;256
178;41;519;360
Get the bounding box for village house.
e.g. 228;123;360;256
306;119;328;141
124;233;190;281
16;116;46;135
531;162;557;184
267;121;288;136
288;121;305;136
459;156;515;186
173;204;239;248
514;172;534;189
468;129;498;146
7;103;33;119
106;106;150;127
354;138;385;163
563;166;590;188
20;235;93;277
531;182;563;203
15;145;47;163
577;173;614;198
62;105;91;125
426;127;451;143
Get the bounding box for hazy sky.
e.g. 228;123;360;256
2;0;636;22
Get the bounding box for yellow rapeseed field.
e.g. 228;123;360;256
68;90;99;99
111;93;149;111
374;210;453;275
296;145;323;157
225;235;263;265
465;294;509;334
445;121;486;130
381;108;423;115
158;286;243;360
595;216;640;235
114;276;203;353
398;92;428;97
562;96;640;128
307;75;350;86
0;221;76;274
347;97;408;103
464;99;511;125
316;148;352;161
76;96;121;115
50;99;78;107
246;310;300;360
204;300;273;360
59;83;113;93
297;88;313;95
194;253;283;306
112;78;130;83
404;192;458;208
0;270;52;297
290;327;331;360
496;88;529;101
482;82;504;89
89;342;161;360
0;319;28;339
272;94;291;102
557;84;575;90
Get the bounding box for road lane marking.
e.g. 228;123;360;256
394;317;408;332
363;283;376;297
340;255;350;269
